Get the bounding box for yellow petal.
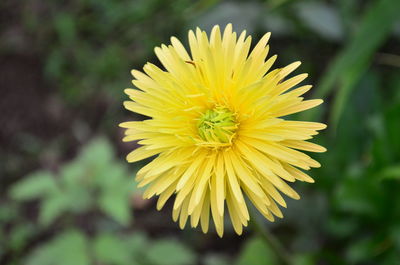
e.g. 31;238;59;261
126;146;162;163
282;140;327;153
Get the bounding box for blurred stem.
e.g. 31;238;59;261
251;211;292;265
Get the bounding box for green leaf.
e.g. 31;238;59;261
98;190;132;226
145;239;196;265
292;253;315;265
390;225;400;250
26;230;89;265
60;161;87;188
346;237;375;264
0;202;18;223
295;1;343;41
379;165;400;180
124;232;148;257
54;12;76;44
203;254;230;265
192;2;262;34
334;178;384;217
95;163;128;189
307;0;400;127
44;49;65;80
97;164;134;225
65;185;93;213
93;233;132;265
9;171;57;201
327;217;357;238
39;193;70;226
79;137;114;166
9;223;36;251
236;237;278;265
60;162;94;214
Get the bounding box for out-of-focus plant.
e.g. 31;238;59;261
24;229;196;265
2;137;197;265
20;0;194;105
324;73;400;265
10;137;133;226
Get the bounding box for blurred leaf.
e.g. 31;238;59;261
337;0;359;35
145;239;196;265
323;72;381;170
268;0;295;9
93;233;132;265
95;162;128;188
92;45;127;80
9;223;36;250
0;203;18;223
308;0;400;127
67;186;93;212
334;178;384;217
79;137;114;166
44;49;65;80
97;163;133;225
346;237;374;264
203;254;230;265
292;253;315;265
54;12;76;44
295;1;343;41
99;190;132;226
188;0;221;14
192;2;262;34
379;165;400;180
384;102;400;158
262;12;293;37
9;171;57;201
124;232;148;257
327;217;357;238
236;237;277;265
26;230;89;265
60;161;87;187
390;226;400;250
39;193;70;226
60;162;94;215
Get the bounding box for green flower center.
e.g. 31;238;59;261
197;107;238;144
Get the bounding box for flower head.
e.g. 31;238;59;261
120;24;326;237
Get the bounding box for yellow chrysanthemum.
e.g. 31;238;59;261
120;24;326;237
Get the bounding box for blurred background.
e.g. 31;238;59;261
1;0;400;264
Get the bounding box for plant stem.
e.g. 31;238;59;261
250;211;293;265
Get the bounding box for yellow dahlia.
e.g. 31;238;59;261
120;24;326;237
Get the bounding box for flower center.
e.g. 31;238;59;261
197;107;238;144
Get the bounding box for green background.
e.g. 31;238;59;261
1;0;400;264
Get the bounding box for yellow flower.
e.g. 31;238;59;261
120;24;326;237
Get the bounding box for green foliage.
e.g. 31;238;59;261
236;237;277;265
314;68;400;263
145;239;196;265
308;0;400;127
21;0;193;105
203;254;231;265
10;171;57;201
295;1;343;41
8;224;36;252
93;232;148;265
9;137;134;226
26;230;90;265
4;137;201;265
23;228;197;265
379;165;400;180
2;0;400;264
93;233;134;265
